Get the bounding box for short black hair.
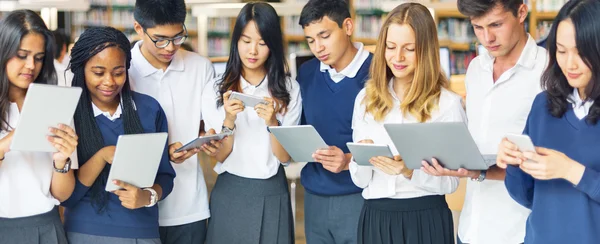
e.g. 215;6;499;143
457;0;523;18
299;0;350;28
52;30;68;59
134;0;187;29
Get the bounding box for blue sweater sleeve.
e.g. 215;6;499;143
60;177;91;208
575;167;600;203
153;106;175;201
504;112;536;209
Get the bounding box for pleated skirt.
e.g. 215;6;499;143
206;165;294;244
358;195;454;244
0;206;67;244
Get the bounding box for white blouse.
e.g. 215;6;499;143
0;103;78;218
201;76;302;179
350;82;466;199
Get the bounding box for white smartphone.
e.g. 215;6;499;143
347;142;395;166
230;91;267;108
505;133;536;153
174;132;231;153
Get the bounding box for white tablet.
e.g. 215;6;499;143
230;91;267;108
174;131;232;153
347;142;394;166
10;83;82;152
268;125;329;162
105;133;168;192
384;122;491;170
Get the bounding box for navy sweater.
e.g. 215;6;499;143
298;54;373;196
506;92;600;244
62;92;175;239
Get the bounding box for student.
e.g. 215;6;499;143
60;26;175;243
350;3;464;244
129;0;216;243
419;0;547;243
52;30;70;86
0;10;78;244
297;0;372;242
201;2;301;243
499;0;600;243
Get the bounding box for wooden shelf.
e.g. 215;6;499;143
435;9;467;19
209;56;229;63
285;35;305;42
353;37;378;45
439;40;472;51
536;11;559;20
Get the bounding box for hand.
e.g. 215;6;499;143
358;139;374;144
520;147;583;182
313;146;348;173
48;124;78;167
0;130;15;155
255;97;278;126
201;128;223;157
112;180;150;209
370;155;412;177
100;146;116;164
497;138;527;169
223;91;245;123
420;158;481;179
168;142;200;164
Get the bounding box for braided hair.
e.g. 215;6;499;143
69;27;144;212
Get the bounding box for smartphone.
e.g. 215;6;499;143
230;91;268;108
505;133;536;153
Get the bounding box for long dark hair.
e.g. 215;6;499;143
0;10;57;131
541;0;600;125
217;2;291;113
69;27;144;212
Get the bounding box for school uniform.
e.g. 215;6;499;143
458;35;547;244
201;75;302;244
129;41;215;244
505;91;600;244
0;103;80;244
350;84;465;244
61;92;175;243
298;42;372;244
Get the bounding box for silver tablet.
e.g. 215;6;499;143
230;91;267;108
174;132;231;153
10;83;82;152
268;125;329;162
105;133;168;192
347;142;394;166
384;122;491;170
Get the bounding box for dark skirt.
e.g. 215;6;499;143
0;206;67;244
358;195;454;244
206;165;294;244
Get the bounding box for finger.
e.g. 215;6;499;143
113;180;136;191
315;149;336;157
52;143;72;158
522;151;541;163
421;161;440;176
371;159;396;175
312;153;336;163
456;168;472;177
57;124;78;139
113;189;126;197
207;128;216;135
121;202;134;210
502;138;519;151
430;158;446;172
223;91;232;101
50;126;77;143
535;147;553;156
520;160;544;171
358;139;374;144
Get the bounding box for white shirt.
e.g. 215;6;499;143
0;103;79;218
569;88;594;119
459;35;547;244
320;42;371;83
54;59;68;87
349;83;466;199
129;41;215;226
202;76;302;179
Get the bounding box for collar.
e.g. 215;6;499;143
131;41;185;77
91;95;137;121
480;34;540;71
240;75;268;90
569;88;594;109
319;42;370;78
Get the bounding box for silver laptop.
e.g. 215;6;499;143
384;122;494;170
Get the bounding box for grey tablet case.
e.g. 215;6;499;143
347;143;394;166
105;133;168;192
268;125;328;162
384;122;492;170
10;84;82;152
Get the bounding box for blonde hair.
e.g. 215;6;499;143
363;2;448;122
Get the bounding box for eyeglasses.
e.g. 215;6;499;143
144;24;188;49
